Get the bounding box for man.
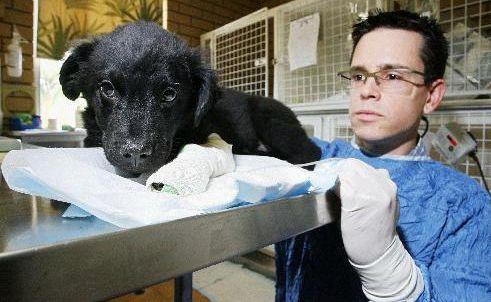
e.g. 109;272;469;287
275;10;490;301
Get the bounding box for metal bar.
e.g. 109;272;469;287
0;184;335;302
174;274;193;302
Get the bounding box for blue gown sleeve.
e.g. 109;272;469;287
311;137;342;159
415;189;491;301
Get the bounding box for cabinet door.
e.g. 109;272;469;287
322;114;352;141
297;115;323;138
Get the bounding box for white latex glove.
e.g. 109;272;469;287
333;158;423;302
146;133;235;195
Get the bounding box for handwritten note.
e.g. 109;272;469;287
288;13;320;71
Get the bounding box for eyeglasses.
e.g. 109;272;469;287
337;68;426;95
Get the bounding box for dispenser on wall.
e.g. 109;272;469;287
4;26;27;78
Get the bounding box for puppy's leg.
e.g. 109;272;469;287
209;105;260;154
258;118;321;168
230;113;260;154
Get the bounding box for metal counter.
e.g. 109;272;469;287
0;177;336;301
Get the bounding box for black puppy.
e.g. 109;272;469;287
60;21;320;176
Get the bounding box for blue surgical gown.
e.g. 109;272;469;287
275;138;491;302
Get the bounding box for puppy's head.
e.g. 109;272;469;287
60;21;219;175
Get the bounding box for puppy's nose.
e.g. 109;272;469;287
122;146;152;166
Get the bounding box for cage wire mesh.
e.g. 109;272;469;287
275;0;383;104
206;0;491;101
274;0;491;103
439;0;491;96
214;19;268;96
201;38;213;67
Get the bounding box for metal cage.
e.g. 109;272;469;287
201;9;272;96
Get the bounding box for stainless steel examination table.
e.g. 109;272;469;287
0;177;336;301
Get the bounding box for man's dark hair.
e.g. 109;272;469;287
351;10;449;85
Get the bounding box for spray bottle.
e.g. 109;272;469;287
5;26;26;78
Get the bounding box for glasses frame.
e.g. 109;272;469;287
337;68;427;88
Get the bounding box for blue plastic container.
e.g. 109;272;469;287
10;115;42;131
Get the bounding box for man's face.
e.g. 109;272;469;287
349;28;430;149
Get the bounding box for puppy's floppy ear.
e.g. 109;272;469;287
194;64;220;128
59;40;96;100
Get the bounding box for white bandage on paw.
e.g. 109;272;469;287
146;133;235;196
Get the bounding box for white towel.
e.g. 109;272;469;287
1;148;341;228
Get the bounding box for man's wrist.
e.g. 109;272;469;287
349;235;424;302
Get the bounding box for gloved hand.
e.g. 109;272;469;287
333;158;423;302
146;133;235;195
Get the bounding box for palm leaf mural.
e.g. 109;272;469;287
104;0;162;24
37;18;52;38
69;13;105;38
37;15;76;60
37;0;163;59
133;0;162;23
103;0;134;23
64;0;96;11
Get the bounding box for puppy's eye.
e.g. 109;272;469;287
162;87;177;102
100;80;116;98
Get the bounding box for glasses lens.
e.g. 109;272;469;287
338;72;353;90
338;69;424;95
377;70;414;94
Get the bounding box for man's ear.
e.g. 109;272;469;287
194;65;220;128
423;79;446;114
59;40;97;100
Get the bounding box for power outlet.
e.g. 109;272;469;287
432;122;477;165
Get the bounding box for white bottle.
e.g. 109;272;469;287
5;26;24;78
